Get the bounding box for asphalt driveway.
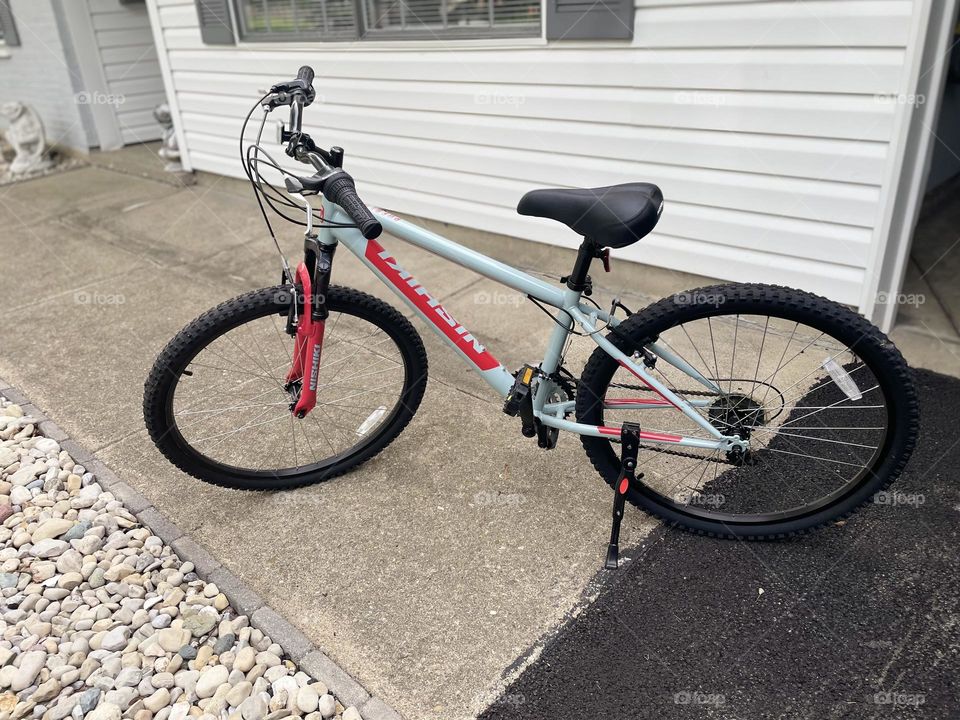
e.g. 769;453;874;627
481;368;959;719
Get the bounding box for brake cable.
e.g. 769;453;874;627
239;96;359;284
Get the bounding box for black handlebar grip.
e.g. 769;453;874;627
296;65;315;86
323;174;382;240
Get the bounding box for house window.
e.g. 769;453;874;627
237;0;359;40
235;0;540;41
362;0;541;38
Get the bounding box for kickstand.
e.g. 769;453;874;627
605;422;641;569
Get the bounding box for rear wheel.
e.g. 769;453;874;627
144;285;428;490
577;283;919;539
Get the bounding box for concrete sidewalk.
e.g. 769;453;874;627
1;148;957;720
0;153;672;720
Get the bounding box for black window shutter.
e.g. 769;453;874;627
195;0;235;44
546;0;633;40
0;0;20;47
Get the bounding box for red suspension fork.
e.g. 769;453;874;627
286;238;335;418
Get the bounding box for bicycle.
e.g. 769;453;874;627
144;66;919;568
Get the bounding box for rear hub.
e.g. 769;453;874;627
709;393;766;465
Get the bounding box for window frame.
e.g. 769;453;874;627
233;0;542;43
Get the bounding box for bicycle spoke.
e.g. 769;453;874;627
170;305;408;476
596;310;890;522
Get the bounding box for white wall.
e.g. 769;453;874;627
147;0;925;309
0;0;89;152
87;0;165;145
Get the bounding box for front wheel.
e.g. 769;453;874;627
577;283;919;539
144;285;428;490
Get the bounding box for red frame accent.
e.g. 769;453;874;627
598;426;683;443
365;238;500;371
617;360;682;409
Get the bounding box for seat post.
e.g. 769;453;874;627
567;237;598;292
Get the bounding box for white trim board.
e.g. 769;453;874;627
866;0;960;332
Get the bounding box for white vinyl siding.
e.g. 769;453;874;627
147;0;923;308
89;0;166;145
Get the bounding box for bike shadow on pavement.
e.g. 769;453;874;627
480;367;959;720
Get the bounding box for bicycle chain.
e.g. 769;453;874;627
573;381;726;464
608;382;719;397
567;376;772;465
638;443;733;464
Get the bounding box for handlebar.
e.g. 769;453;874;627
296;65;314;87
323;173;382;240
268;65;316;109
293;148;381;240
267;66;382;240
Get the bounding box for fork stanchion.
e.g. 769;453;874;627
605;422;641;569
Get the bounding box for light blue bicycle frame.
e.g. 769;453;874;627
315;198;745;455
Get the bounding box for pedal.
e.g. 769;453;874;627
605;422;641;570
503;365;536;416
503;365;539;438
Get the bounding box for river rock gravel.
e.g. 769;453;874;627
0;399;361;720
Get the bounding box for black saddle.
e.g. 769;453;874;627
517;183;663;248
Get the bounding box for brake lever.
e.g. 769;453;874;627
268;79;316;105
283;177;306;194
261;92;289;110
282;178;319;238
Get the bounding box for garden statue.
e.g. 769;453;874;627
0;101;53;178
154;103;182;172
